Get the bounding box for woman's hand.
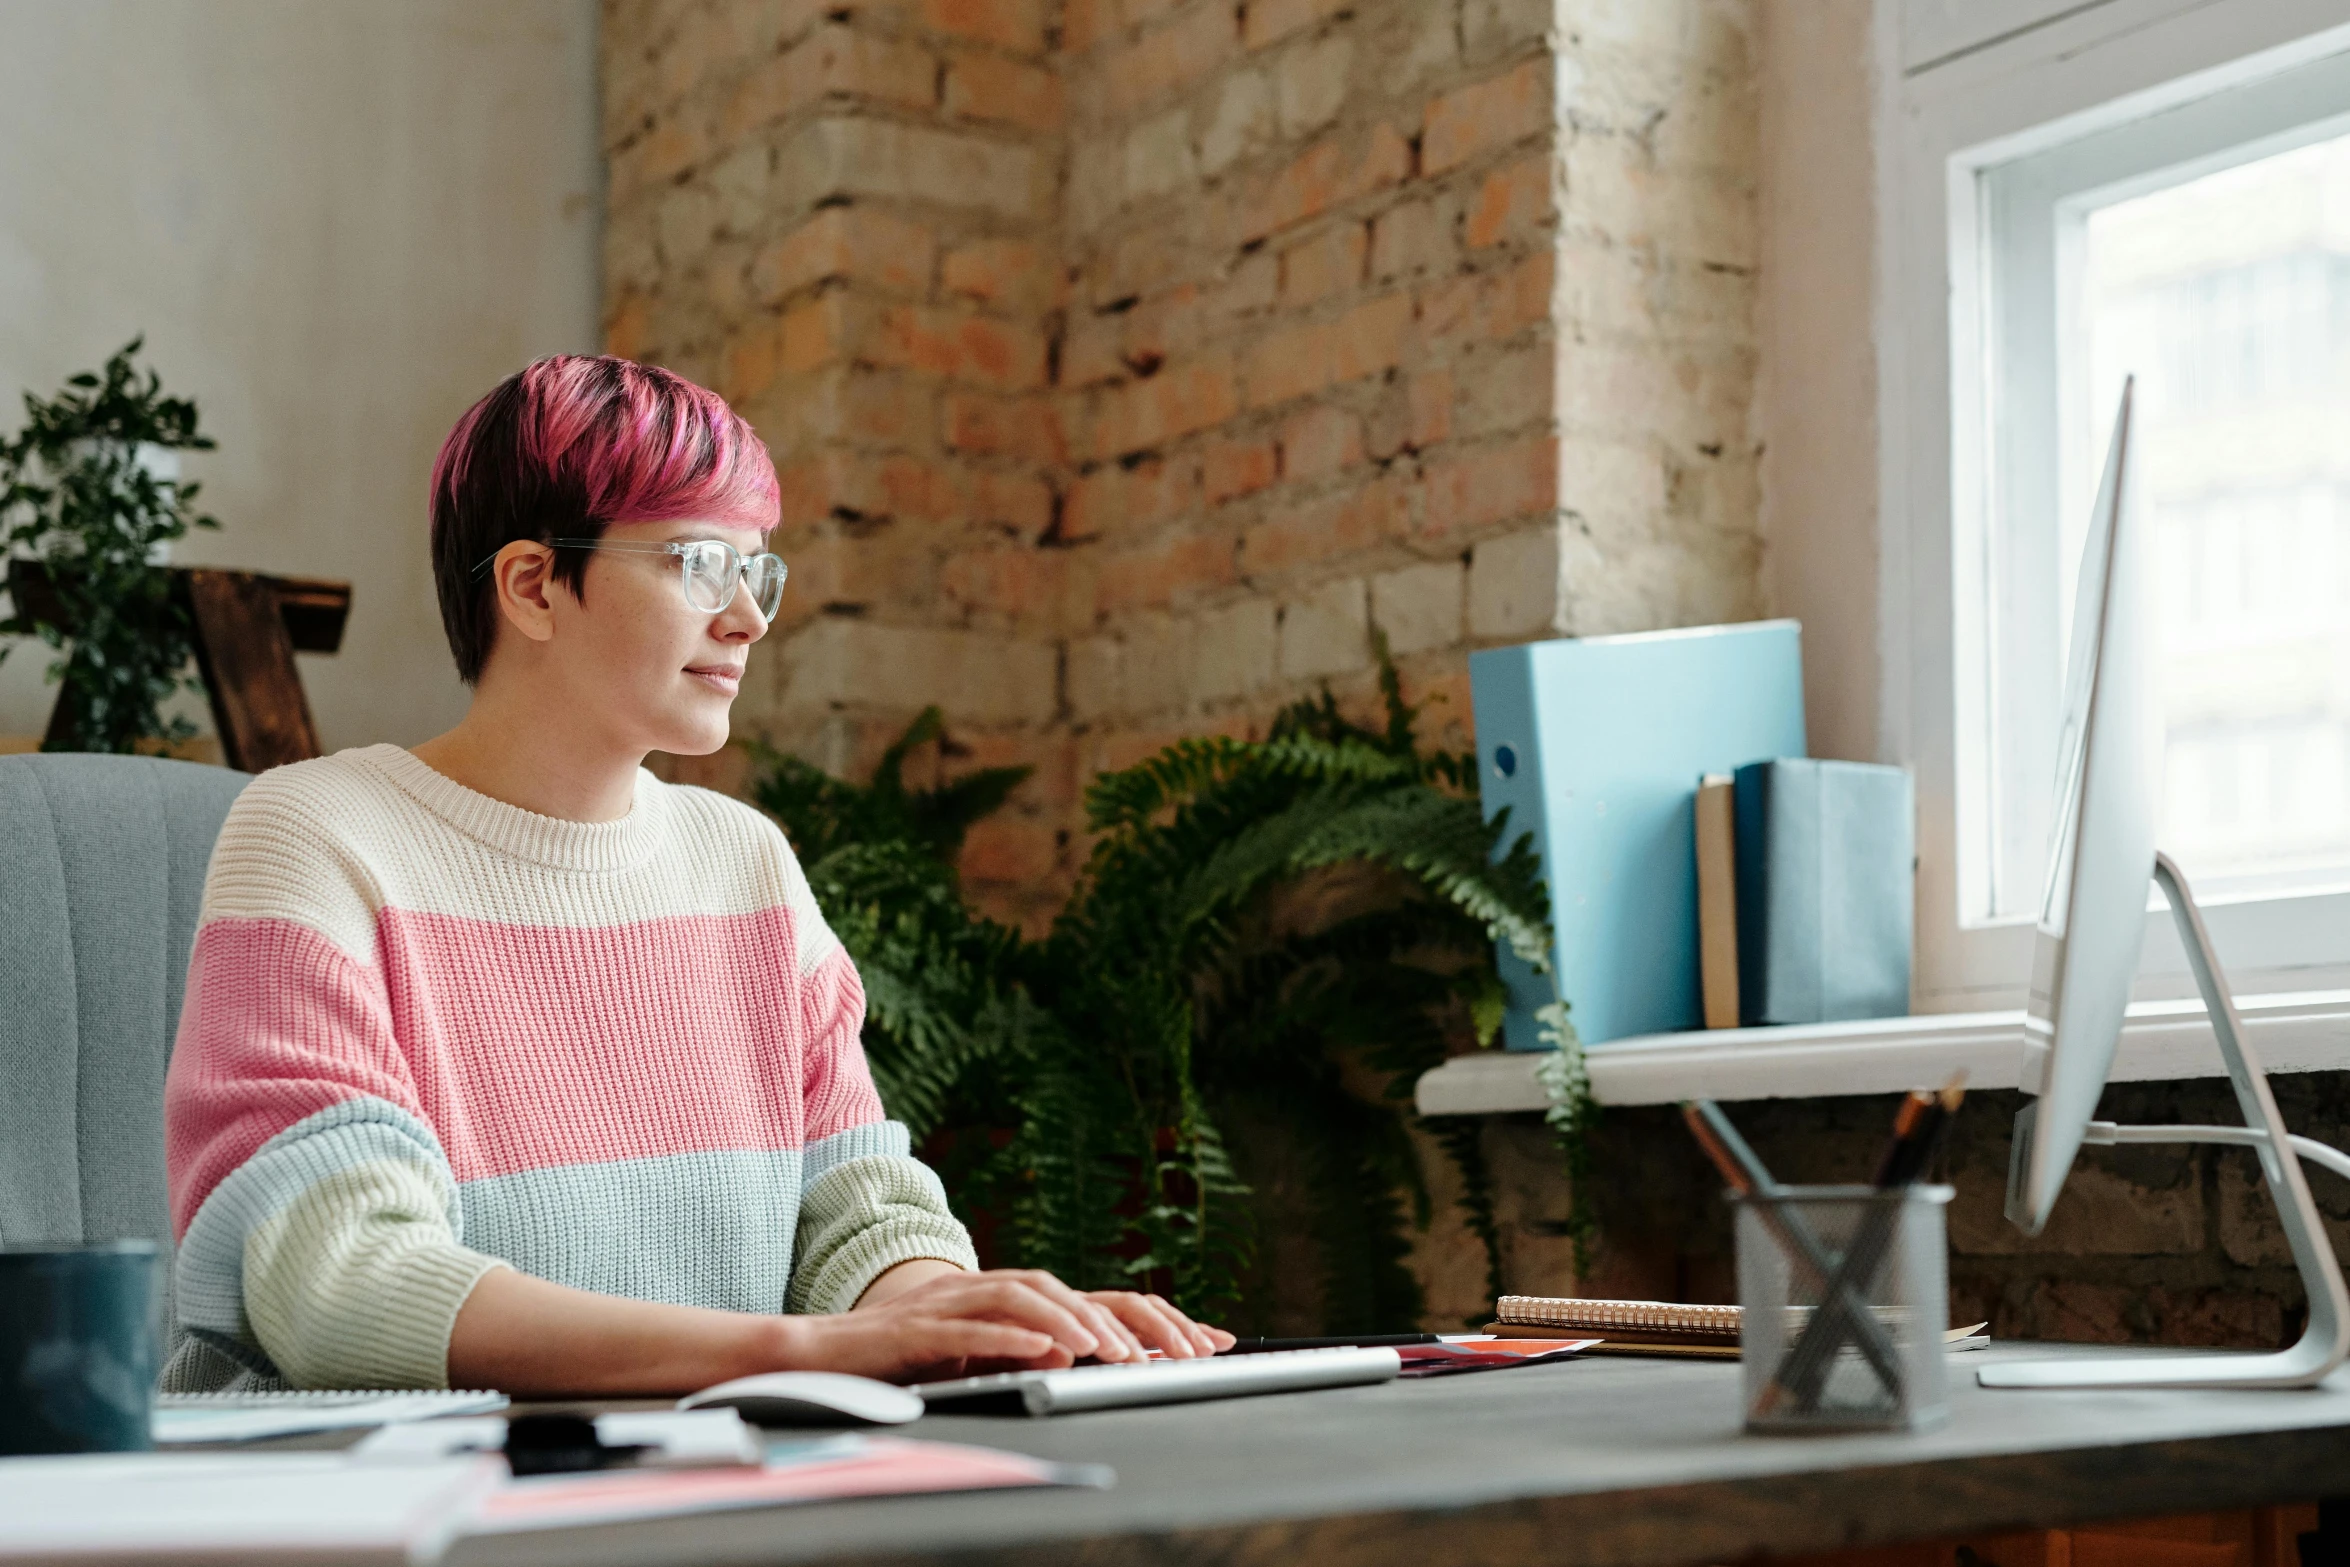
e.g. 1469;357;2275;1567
804;1262;1235;1383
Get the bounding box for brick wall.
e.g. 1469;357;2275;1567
1474;1078;2350;1349
601;0;1762;929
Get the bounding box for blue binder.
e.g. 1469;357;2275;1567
1469;622;1807;1048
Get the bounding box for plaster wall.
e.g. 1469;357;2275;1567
0;0;603;752
1754;0;1880;765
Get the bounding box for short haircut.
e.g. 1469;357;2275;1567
428;355;780;683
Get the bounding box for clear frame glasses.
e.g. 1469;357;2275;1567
473;537;789;620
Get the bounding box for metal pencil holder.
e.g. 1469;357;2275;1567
1733;1184;1951;1433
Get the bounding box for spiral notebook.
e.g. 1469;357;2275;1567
153;1388;510;1444
1489;1296;1990;1359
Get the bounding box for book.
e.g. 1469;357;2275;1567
1495;1296;1742;1345
1468;622;1807;1048
1732;759;1915;1026
1694;774;1740;1029
1489;1297;1991;1360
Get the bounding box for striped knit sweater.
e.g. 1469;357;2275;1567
160;744;975;1392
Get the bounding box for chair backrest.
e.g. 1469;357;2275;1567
0;754;249;1248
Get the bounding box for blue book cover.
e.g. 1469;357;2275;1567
1469;622;1807;1049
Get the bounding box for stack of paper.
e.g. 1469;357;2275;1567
0;1453;499;1564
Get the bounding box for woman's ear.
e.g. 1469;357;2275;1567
492;542;561;647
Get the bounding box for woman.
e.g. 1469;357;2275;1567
162;355;1230;1392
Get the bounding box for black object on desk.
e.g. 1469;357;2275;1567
1226;1334;1439;1354
0;1239;162;1455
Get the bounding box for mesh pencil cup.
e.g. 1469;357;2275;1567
1733;1185;1951;1433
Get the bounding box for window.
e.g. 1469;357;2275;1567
2079;143;2350;894
1889;1;2350;1011
1970;43;2350;922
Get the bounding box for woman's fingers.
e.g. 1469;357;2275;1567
1089;1290;1210;1358
989;1270;1144;1362
946;1277;1105;1356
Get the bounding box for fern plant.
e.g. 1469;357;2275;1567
754;663;1588;1330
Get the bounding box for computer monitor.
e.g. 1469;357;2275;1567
1981;380;2350;1391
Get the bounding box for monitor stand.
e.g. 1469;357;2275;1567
1979;852;2350;1391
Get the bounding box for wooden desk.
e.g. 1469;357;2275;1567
447;1346;2350;1567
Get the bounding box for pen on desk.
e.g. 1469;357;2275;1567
1223;1334;1441;1355
1682;1101;1905;1399
1774;1074;1968;1413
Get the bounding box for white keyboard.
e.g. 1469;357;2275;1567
914;1346;1402;1417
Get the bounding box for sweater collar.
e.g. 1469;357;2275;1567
355;744;665;873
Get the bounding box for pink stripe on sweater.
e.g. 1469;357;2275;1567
164;902;888;1221
164;920;414;1236
375;903;879;1181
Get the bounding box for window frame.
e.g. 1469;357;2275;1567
1884;0;2350;1012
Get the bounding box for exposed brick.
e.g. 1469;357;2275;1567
1277;404;1362;481
1422;58;1549;176
778;618;1058;724
943;545;1072;621
724;24;938;140
606;291;651;361
945;391;1069;465
1062;453;1200;540
1278;576;1369;679
1370;197;1453;280
1237;477;1400;575
1278;222;1367;308
1062;0;1109;52
1191;597;1277;700
751;208;937;304
922;0;1047;52
960;816;1064;886
1125;107;1199;201
1467;524;1560;638
940;237;1060;314
1416;250;1555;351
1275;34;1351;136
1240;0;1346;50
1240;122;1410;242
946;52;1066;132
779;117;1041;218
1199;67;1276;175
1086;352;1241;458
1407;368;1455;448
1243;291;1409;408
1371;559;1465;657
1421;434;1560;539
1093;528;1238;613
1101;3;1237;114
1203;436;1279;503
872;305;1051;390
1464;152;1553;248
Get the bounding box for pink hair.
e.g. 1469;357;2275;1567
428;356;779;681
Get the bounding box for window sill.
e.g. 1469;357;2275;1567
1412;990;2350;1115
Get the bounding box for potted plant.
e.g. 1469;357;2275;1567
0;339;218;754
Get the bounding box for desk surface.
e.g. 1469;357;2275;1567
448;1345;2350;1567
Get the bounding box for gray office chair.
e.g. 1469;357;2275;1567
0;754;249;1251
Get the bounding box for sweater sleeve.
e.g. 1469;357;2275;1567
786;950;976;1314
163;799;503;1390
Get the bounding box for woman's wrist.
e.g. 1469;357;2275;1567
852;1257;966;1311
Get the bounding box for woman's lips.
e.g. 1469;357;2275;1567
685;665;743;694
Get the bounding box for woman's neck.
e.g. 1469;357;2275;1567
409;681;643;824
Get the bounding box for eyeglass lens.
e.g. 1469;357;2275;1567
678;542;787;619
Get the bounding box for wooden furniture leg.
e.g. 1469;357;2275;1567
183;569;322;773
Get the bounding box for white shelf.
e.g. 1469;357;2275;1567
1413;990;2350;1115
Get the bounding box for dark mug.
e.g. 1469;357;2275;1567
0;1240;162;1454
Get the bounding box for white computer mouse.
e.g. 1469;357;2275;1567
677;1371;924;1427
